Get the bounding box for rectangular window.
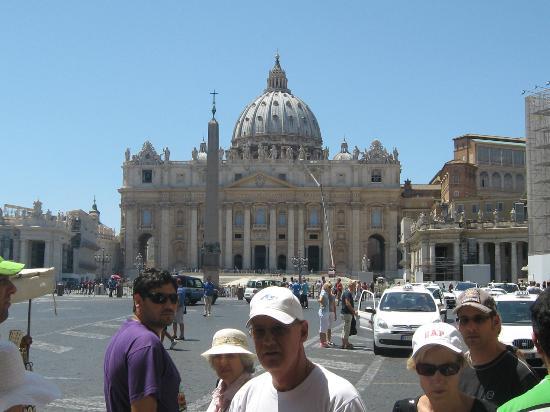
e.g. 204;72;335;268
278;173;287;181
453;191;460;197
490;148;501;165
371;170;382;183
309;234;318;240
452;174;460;184
472;204;479;214
502;149;513;166
234;173;242;181
234;233;242;239
456;204;464;213
485;203;493;213
278;233;286;240
278;212;286;226
477;146;489;164
142;170;152;183
371;209;382;228
142;210;152;227
497;202;503;212
513;150;525;167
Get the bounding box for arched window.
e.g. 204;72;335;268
234;211;244;227
479;171;489;188
491;172;502;189
255;208;266;225
309;208;319;226
516;174;525;192
503;173;513;190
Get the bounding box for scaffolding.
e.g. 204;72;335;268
526;88;550;256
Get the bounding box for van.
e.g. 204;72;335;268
244;279;282;303
174;274;218;305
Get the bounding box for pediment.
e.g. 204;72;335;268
227;172;296;189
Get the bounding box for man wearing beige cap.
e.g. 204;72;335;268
229;286;366;411
455;288;539;407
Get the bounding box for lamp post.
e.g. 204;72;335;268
135;252;144;277
291;255;308;284
94;248;111;281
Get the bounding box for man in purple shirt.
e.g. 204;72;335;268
104;269;182;411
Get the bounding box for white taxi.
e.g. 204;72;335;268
358;284;447;355
495;291;542;368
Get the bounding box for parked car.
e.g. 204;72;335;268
495;291;543;370
174;274;219;305
244;279;282;303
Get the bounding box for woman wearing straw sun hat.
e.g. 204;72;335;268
0;341;61;412
201;328;256;412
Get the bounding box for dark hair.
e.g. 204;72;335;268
531;288;550;356
133;269;177;312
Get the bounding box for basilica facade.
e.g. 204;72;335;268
119;56;436;277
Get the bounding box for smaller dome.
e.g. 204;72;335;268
333;139;353;160
197;141;207;162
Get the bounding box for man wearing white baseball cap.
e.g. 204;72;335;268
228;286;366;412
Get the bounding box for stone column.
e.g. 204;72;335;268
219;208;223;262
225;206;233;269
53;240;63;281
322;206;332;270
420;241;429;270
429;242;436;271
351;205;360;272
124;203;137;275
19;238;28;266
190;205;198;269
160;205;170;270
454;241;461;280
511;241;518;283
44;240;51;268
297;207;305;257
388;207;399;272
244;206;251;270
287;205;295;271
478;241;485;264
269;206;277;270
494;242;501;282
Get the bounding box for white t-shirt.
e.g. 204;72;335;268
228;364;366;412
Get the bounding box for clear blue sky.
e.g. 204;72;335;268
1;1;548;232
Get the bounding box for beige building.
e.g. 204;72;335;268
402;134;528;282
0;200;119;281
119;55;436;278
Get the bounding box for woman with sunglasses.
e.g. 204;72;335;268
393;322;495;412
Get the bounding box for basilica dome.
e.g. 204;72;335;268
230;54;323;160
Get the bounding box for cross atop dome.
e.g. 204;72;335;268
266;52;291;93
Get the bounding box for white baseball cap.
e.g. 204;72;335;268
412;322;466;358
246;286;304;327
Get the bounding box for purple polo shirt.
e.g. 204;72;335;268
104;319;180;411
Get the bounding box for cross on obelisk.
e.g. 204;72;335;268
210;89;218;118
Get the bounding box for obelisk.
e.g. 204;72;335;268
201;90;220;285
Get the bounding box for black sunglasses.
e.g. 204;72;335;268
416;362;461;377
456;314;491;326
144;292;178;304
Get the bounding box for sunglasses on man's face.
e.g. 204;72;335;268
415;362;461;377
144;292;178;304
456;314;491;326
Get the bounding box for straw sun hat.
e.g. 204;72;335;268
0;341;62;410
201;328;256;359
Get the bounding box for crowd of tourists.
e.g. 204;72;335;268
4;254;550;411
